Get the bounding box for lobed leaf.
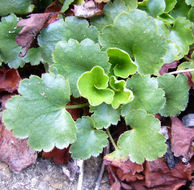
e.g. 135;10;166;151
70;116;108;159
3;73;77;152
105;109;166;164
77;66;114;106
147;0;166;17
185;0;194;6
110;76;134;109
122;74;165;115
51;39;111;97
90;103;120;129
38;17;98;63
158;74;190;116
107;48;137;78
99;10;167;74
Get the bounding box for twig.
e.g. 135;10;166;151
77;160;84;190
94;143;110;190
168;69;194;75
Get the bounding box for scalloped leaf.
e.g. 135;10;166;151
0;14;25;68
158;74;189;116
178;61;194;82
185;0;194;6
78;66;114;106
164;0;177;13
105;109;166;164
3;73;77;152
107;48;137;78
147;0;166;17
0;0;34;16
110;76;134;109
51;39;111;97
90;103;120;129
38;16;98;63
168;17;194;59
99;10;167;74
122;75;165;115
70;116;108;159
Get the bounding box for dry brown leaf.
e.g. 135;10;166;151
72;0;103;18
0;124;37;172
0;68;21;93
94;0;110;3
159;61;178;75
171;117;194;160
110;181;121;190
16;13;55;57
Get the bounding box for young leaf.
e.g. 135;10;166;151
90;103;120;129
51;39;111;97
107;48;137;78
61;0;75;12
121;74;165;115
164;0;177;13
77;66;114;106
110;76;134;109
0;14;25;68
70;116;108;159
99;10;167;74
147;0;166;17
105;109;166;164
38;16;98;63
3;73;77;152
0;0;34;16
158;74;189;116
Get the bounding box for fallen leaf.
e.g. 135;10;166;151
171;117;194;160
0;94;14;110
159;61;178;75
72;0;103;18
0;123;37;172
42;147;71;165
94;0;110;3
145;158;192;190
0;68;21;93
110;181;121;190
16;13;55;57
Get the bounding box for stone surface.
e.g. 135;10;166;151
0;157;110;190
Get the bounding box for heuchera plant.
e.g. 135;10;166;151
1;0;194;164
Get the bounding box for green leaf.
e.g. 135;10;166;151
178;61;194;82
0;0;34;16
70;116;108;159
110;76;134;109
99;10;167;74
90;103;120;129
91;0;129;30
107;48;137;78
51;39;111;97
3;73;77;152
185;0;194;6
168;17;193;59
123;0;138;9
188;7;194;22
147;0;166;17
23;48;44;66
61;0;75;12
158;74;189;116
106;109;166;164
38;17;98;63
164;0;177;13
77;66;114;106
0;14;25;68
121;74;165;115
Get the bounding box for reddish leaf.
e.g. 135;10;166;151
185;72;194;89
171;117;194;159
110;181;121;190
72;1;103;18
128;180;147;190
0;94;14;110
16;13;55;57
42;147;71;165
0;68;21;93
0;124;37;172
145;158;192;190
159;61;178;75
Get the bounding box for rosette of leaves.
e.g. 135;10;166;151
158;74;189;116
3;73;77;152
122;74;165;115
109;76;134;109
99;9;167;74
77;66;114;106
70;116;108;159
51;39;111;97
0;14;25;68
107;48;137;78
105;109;167;164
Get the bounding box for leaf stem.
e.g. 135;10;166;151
65;103;89;109
168;69;194;75
184;56;191;61
106;128;118;151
